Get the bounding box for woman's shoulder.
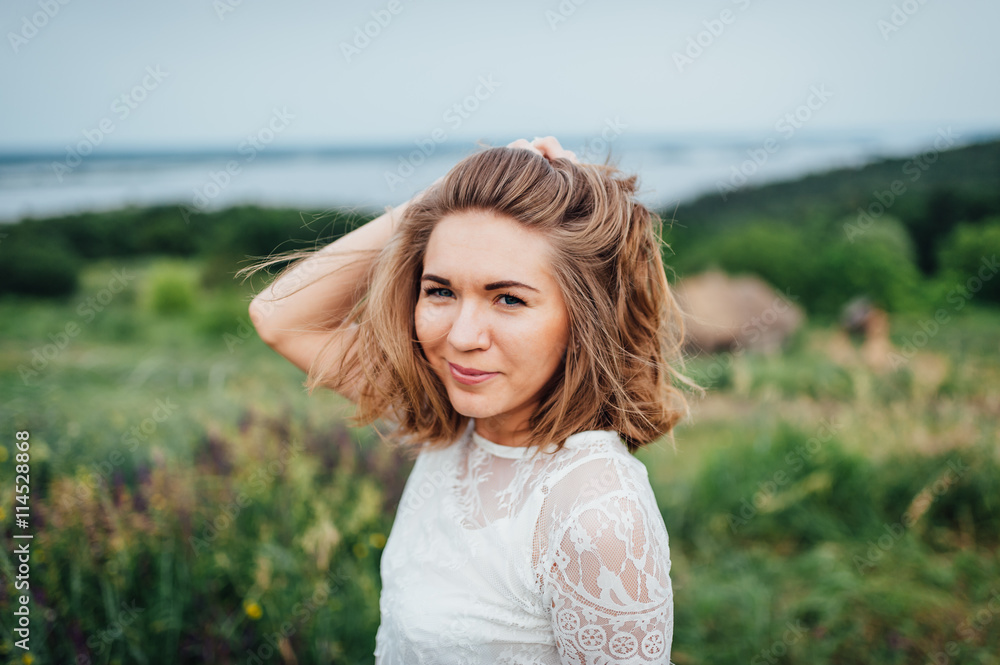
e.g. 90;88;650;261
540;430;659;515
553;429;651;478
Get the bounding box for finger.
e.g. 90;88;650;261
531;136;577;163
530;136;562;155
507;138;544;157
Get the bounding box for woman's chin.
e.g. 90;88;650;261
446;391;496;419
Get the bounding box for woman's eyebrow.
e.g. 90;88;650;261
421;274;540;293
484;279;540;293
421;274;452;287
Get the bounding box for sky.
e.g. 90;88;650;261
1;0;998;152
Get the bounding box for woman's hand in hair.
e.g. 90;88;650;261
507;136;578;164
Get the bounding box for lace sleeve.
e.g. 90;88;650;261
544;490;673;665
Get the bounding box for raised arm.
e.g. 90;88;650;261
247;194;419;402
248;137;569;401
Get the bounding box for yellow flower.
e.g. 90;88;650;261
244;600;263;621
369;533;387;549
22;653;34;665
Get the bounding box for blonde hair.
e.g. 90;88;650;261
264;146;702;458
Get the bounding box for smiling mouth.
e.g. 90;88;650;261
448;362;498;385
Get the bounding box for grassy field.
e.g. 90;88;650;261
1;254;998;664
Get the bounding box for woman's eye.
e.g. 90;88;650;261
498;293;525;307
424;287;453;298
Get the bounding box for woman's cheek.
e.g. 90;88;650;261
415;302;445;346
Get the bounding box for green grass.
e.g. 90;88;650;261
2;255;999;664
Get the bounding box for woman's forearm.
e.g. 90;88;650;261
248;197;414;347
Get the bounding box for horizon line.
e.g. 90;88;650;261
2;126;999;159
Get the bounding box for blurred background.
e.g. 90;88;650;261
1;0;998;663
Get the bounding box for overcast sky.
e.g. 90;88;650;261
2;0;998;151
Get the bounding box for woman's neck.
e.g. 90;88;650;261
473;414;533;448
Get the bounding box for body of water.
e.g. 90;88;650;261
0;129;988;222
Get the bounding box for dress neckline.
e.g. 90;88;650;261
470;427;540;459
466;419;622;459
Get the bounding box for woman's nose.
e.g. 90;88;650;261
447;300;491;351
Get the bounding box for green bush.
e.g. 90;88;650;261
142;260;201;316
671;217;927;319
674;421;881;549
816;216;926;316
132;206;199;255
875;446;1000;548
195;206;361;261
674;422;996;553
196;291;254;339
673;221;817;295
0;235;81;297
937;218;1000;305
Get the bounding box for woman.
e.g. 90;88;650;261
248;136;700;664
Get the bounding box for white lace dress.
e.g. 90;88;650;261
373;418;674;664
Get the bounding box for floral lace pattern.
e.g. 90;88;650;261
374;419;673;664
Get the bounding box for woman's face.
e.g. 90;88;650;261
415;209;570;446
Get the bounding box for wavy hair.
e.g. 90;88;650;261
268;146;702;458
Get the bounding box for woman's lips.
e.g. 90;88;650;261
448;362;498;385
